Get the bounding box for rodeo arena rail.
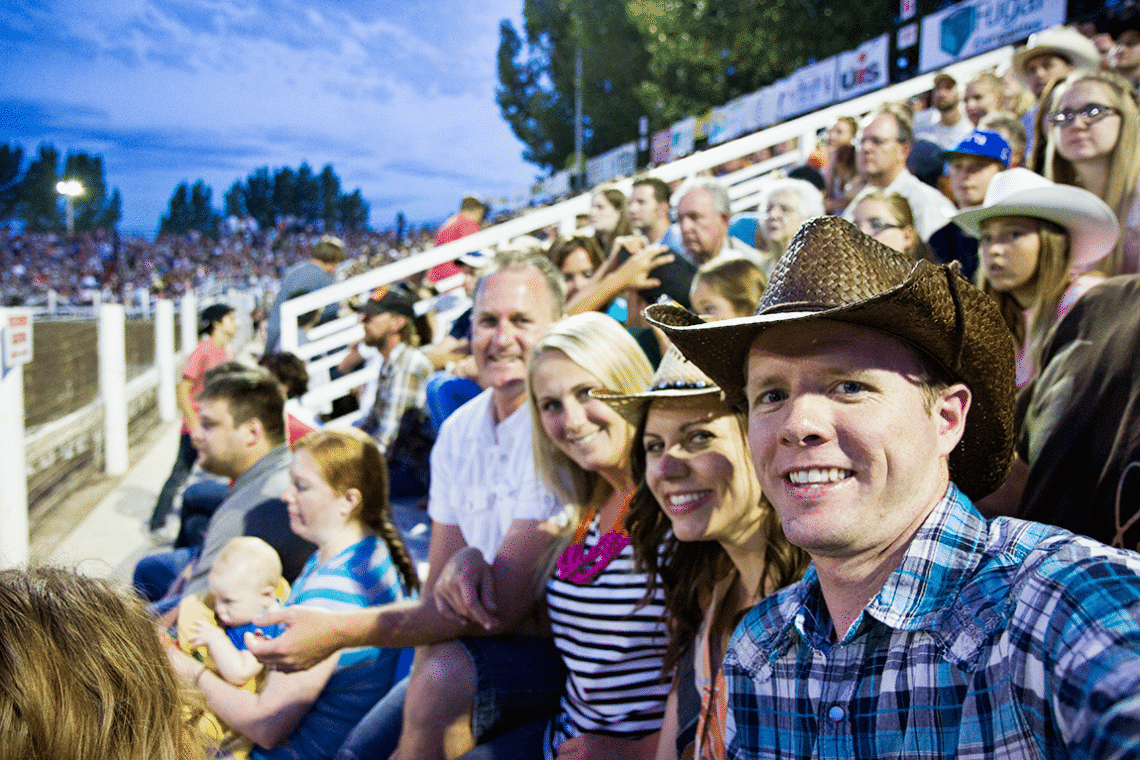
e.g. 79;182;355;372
0;23;1024;568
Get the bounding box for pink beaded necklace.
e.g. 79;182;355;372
555;492;634;585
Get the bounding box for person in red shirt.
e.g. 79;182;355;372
428;196;487;283
148;304;238;535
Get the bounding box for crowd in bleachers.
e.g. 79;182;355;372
0;218;438;310
15;11;1140;760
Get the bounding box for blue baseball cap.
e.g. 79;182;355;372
937;130;1011;167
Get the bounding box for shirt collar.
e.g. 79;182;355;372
232;444;291;492
779;484;986;647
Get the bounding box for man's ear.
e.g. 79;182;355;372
935;382;972;458
243;416;265;447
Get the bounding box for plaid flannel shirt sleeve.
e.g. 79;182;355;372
370;347;432;456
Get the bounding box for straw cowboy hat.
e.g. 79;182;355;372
1010;26;1101;90
645;215;1016;500
592;344;721;426
951;168;1120;270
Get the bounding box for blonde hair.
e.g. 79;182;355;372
528;313;653;508
213;536;283;592
0;567;206;760
1045;71;1140;276
854;190;927;262
978;218;1072;378
691;256;767;318
527;313;654;585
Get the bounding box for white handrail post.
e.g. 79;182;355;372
0;307;29;568
180;292;198;355
99;303;129;476
156;299;177;421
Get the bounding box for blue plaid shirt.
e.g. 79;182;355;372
725;484;1140;759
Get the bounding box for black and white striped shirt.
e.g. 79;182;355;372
545;517;671;754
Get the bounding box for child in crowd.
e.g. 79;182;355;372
181;536;284;687
689;255;767;320
952;168;1119;386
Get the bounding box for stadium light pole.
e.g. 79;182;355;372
56;179;84;235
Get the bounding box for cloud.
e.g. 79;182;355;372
1;0;533;236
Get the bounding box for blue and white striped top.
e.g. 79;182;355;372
286;534;412;669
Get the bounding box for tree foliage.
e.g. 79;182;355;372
159;181;218;236
497;0;650;170
0;144;23;220
222;162;369;233
5;143;121;233
499;0;900;171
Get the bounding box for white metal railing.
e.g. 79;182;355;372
280;45;1014;418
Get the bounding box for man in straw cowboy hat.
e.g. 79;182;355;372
646;215;1140;758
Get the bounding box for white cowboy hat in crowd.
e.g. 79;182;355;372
951;168;1120;270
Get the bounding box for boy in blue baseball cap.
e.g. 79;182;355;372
927;129;1011;279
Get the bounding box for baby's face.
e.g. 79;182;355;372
208;568;269;627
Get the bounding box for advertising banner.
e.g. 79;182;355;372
650;129;671;164
786;56;838;117
670;116;696;160
836;34;889;100
919;0;1065;72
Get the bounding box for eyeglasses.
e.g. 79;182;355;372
1047;104;1120;128
857;219;903;235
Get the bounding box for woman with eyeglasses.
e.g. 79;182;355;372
1045;70;1140;275
850;191;928;263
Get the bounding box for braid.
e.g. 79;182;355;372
376;517;421;595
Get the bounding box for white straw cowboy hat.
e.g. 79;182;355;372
592;344;721;426
645;216;1016;500
952;168;1120;270
1011;26;1101;90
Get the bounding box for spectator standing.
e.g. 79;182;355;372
843;106;957;241
148;303;237;535
927;129;1012;279
428;196;487;285
647;215;1140;760
352;286;432;457
913;72;973;149
264;235;345;354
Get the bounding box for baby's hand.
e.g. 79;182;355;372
188;620;226;648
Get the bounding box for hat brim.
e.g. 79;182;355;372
646;259;1016;500
1011;40;1100;88
952;186;1120;268
592;386;723;427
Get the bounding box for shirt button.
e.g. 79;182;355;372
828;705;845;721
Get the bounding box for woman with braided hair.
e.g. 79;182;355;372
166;428;418;759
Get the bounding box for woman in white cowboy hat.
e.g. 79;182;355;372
593;347;807;760
952;167;1120;386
